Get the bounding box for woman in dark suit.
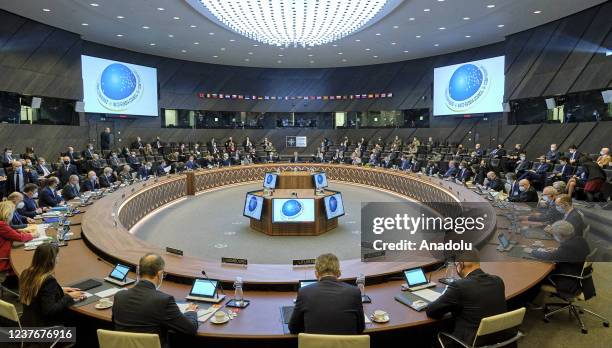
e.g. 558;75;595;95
19;243;85;327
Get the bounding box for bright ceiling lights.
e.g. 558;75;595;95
194;0;400;47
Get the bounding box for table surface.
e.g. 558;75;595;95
253;189;333;199
10;166;555;339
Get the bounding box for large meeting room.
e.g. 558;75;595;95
0;1;611;347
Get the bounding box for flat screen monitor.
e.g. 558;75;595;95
108;263;130;282
263;172;278;189
312;172;328;189
272;198;315;223
433;56;505;116
81;55;158;116
243;192;264;220
189;278;219;298
299;280;317;289
323;192;345;220
403;267;428;287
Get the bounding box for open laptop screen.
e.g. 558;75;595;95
189;278;218;298
403;267;428;287
108;264;130;281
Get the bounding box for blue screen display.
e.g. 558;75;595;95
263;173;278;189
243;193;264;220
299;280;317;288
323;193;344;219
191;279;218;297
109;264;130;281
313;172;328;189
272;198;315;223
404;268;427;286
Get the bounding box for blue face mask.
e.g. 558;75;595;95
556;205;565;214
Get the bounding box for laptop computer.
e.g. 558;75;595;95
104;263;136;287
402;267;436;291
185;278;225;303
395;287;445;312
497;233;515;251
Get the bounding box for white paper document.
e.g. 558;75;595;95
412;288;442;302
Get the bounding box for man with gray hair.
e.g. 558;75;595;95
61;174;81;200
112;253;199;347
522;186;563;225
289;253;364;335
531;220;590;295
552;180;567;194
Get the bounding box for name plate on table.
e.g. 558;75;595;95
362;250;386;261
222;257;248;266
292;259;315;267
166;247;184;256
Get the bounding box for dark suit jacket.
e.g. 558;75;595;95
20;276;75;327
514;160;531;174
112;280;198;347
19;195;39;218
289;277;365;335
82;179;100;192
39;187;62;208
532;236;592;296
546;150;560;163
509;187;538;202
486;177;504;192
99;174;117;188
426;269;508;345
551;164;572;180
564;208;585;236
444;167;459;178
5;169;36;195
62;184;80;200
57;164;78;186
455;168;472;182
100;131;112;150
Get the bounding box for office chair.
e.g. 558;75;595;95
542;248;610;333
97;329;161;348
0;258;19;298
437;307;526;348
0;299;66;348
298;333;370;348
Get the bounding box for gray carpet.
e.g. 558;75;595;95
133;182;408;264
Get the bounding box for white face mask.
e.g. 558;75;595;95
519;186;526;192
542;195;550;202
16;202;25;209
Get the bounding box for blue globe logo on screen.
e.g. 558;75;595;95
316;174;324;184
328;196;338;212
100;64;137;100
96;62;143;112
445;63;490;112
281;199;303;219
266;174;274;184
248;196;258;212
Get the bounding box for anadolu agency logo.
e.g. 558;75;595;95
445;63;489;112
96;63;143;112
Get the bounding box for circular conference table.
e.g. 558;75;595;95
10;164;554;344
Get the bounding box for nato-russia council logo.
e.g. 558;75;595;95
445;63;489;112
96;63;143;112
281;199;304;220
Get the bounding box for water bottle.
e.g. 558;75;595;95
445;260;458;280
234;276;244;306
356;273;366;299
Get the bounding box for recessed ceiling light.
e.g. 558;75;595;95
337;52;343;55
424;8;431;12
81;23;88;26
355;39;361;42
310;60;315;64
308;54;313;57
173;16;180;20
439;27;446;30
434;43;439;46
208;32;215;35
332;44;337;47
194;42;200;45
438;0;445;2
244;58;250;62
253;44;259;47
213;55;218;58
220;47;226;51
409;17;415;20
116;34;124;37
393;25;399;29
375;33;381;36
149;43;156;46
391;42;397;45
487;5;495;8
90;3;99;7
278;54;284;57
277;60;282;63
416;35;421;38
229;39;235;42
116;15;124;19
42;8;51;12
463;17;470;20
403;50;409;53
341;58;347;62
465;35;471;38
365;48;371;51
373;55;379;58
181;49;187;53
533;10;542;14
497;24;505;28
190;25;197;28
248;52;253;55
157;7;165;11
168;34;174;38
142;26;150;29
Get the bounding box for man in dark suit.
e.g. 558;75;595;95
184;156;200;170
100;127;112;151
5;161;36;195
57;156;78;186
532;221;591;297
138;162;154;179
426;250;509;346
63;146;82;166
289;253;365;335
82;143;96;161
485;171;504;192
35;158;53;178
39;176;63;208
525;186;563;225
99;167;117;188
546;143;560;164
567;145;581;165
549;194;585;236
508;179;538;203
131;137;145;151
61;175;81;200
20;183;43;217
489;144;506;159
455;161;472;182
82;171;100;192
545;156;573;186
519;156;549;185
505;173;521;200
399;155;411;171
1;148;15;169
513;153;531;176
112;253;199;347
443;161;459;178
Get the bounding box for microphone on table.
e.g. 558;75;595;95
202;269;225;296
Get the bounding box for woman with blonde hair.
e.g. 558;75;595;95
0;201;36;275
20;243;85;327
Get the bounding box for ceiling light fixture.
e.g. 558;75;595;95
42;8;51;12
465;35;471;38
181;49;187;52
409;17;415;20
193;0;401;47
116;15;124;19
423;8;431;12
168;34;174;37
116;34;124;37
487;5;495;8
157;7;165;11
434;43;439;46
533;10;542;14
81;23;88;26
497;24;505;27
90;3;99;7
463;17;470;20
173;16;180;20
142;26;150;29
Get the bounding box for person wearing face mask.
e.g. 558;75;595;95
530;221;592;299
426;250;510;346
566;145;581;165
99;167;118;188
508;179;538;203
596;147;610;168
454;161;472;182
5;160;36;196
1;147;14;169
39;176;64;208
6;192;36;229
82;171;100;192
112;253;199;347
545;156;573;186
138;162;154;179
61;174;81;201
21;183;44;217
544;194;585;237
505;173;520;199
484;171;504;192
56;156;78;187
546;143;560;164
513;152;531;176
488;144;506;159
35;157;52;178
519;156;549;187
82;143;97;161
443;160;459;178
19;243;85;328
0;201;36;277
522;186;563;225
